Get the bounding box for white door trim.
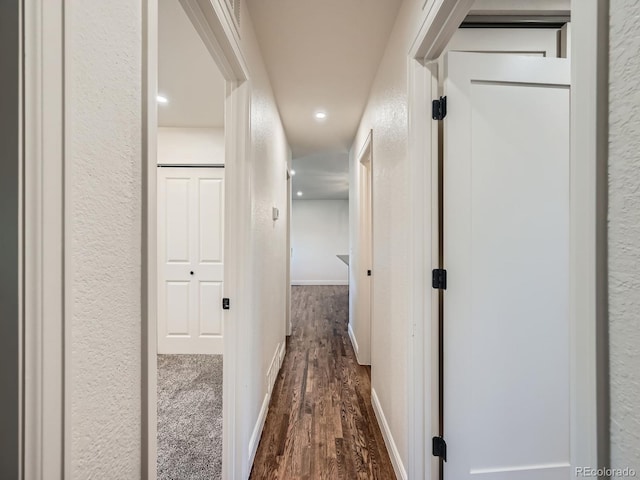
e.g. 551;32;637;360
407;56;440;480
568;0;610;472
410;0;476;62
406;1;609;479
143;1;251;479
24;0;252;477
23;0;65;477
352;130;373;366
142;3;159;476
286;168;292;336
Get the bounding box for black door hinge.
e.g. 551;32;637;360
367;270;372;277
432;96;447;120
432;269;447;290
432;436;447;461
222;298;230;310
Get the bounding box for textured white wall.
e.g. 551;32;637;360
291;200;349;285
349;0;426;469
241;3;290;477
64;2;289;476
609;0;640;471
157;127;225;165
66;1;142;477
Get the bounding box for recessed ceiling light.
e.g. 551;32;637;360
314;111;327;120
157;95;168;104
291;169;296;175
297;191;303;196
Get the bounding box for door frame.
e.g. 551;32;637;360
143;1;251;479
353;130;373;365
406;1;609;479
24;0;251;475
286;168;292;336
23;0;65;476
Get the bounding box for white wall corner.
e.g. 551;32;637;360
371;388;408;480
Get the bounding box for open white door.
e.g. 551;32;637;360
442;52;570;479
157;167;225;354
356;134;373;365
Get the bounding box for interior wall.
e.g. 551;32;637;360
609;0;640;470
349;0;428;472
157;127;224;165
65;1;142;477
0;0;20;476
61;1;290;476
240;3;291;476
291;200;349;285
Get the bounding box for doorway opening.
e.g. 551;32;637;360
155;1;227;478
436;18;572;480
353;131;373;365
407;2;608;478
288;148;351;364
240;0;403;475
144;0;251;478
289;151;351;291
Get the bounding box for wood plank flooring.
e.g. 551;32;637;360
250;285;396;480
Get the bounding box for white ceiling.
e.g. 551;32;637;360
292;152;349;200
158;0;225;128
246;0;402;158
156;0;567;199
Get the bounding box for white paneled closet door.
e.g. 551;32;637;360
157;167;225;354
442;52;571;479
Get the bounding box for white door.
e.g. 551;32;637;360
446;28;561;58
357;138;373;365
157;167;225;354
443;52;570;479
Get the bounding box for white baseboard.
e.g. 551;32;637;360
247;341;286;467
291;280;349;286
371;388;407;480
348;323;361;363
248;393;270;469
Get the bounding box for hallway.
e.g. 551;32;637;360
250;286;395;479
13;1;631;478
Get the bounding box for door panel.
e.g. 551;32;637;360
199;177;224;263
158;167;225;354
166;281;190;336
447;28;561;58
165;178;190;262
443;52;570;479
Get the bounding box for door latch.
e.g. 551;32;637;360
432;96;447;120
432;436;447;461
222;298;230;310
432;269;447;290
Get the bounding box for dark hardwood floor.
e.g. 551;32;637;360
250;285;396;480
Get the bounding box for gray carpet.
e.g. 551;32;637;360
157;354;223;480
